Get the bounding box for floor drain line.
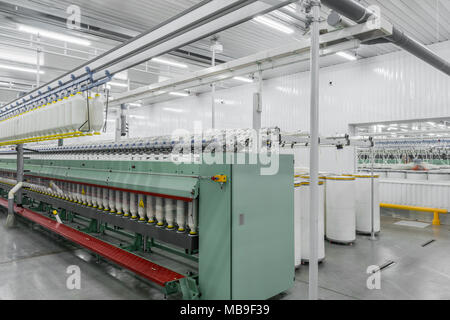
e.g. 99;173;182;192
422;239;436;247
373;260;396;273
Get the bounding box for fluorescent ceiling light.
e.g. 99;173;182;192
254;16;294;34
284;4;297;13
163;107;183;113
128;103;142;107
336;51;357;61
0;64;44;74
0;82;9;87
427;122;436;126
113;71;128;81
129;115;146;120
108;81;128;88
169;91;189;97
0;47;44;65
151;57;188;69
233;76;253;83
18;25;91;46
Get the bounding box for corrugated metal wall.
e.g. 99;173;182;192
380;180;450;211
128;40;450;138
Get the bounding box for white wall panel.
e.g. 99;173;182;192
380;180;450;211
127;40;450;138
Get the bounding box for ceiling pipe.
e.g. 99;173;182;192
322;0;450;77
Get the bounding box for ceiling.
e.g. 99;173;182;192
355;118;450;139
0;0;449;105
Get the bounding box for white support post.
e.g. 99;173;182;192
211;46;216;129
253;68;263;131
308;0;321;301
36;35;41;87
370;145;377;241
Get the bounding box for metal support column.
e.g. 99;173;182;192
36;36;41;87
211;45;217;129
16;144;24;206
308;0;321;301
253;68;263;131
369;145;377;241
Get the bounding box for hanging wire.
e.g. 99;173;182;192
102;88;110;133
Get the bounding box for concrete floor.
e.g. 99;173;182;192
1;213;450;300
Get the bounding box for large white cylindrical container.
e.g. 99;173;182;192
352;175;381;235
299;181;325;263
325;176;356;244
406;171;428;181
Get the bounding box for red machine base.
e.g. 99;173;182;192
0;198;185;287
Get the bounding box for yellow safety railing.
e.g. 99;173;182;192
0;131;101;147
380;203;448;226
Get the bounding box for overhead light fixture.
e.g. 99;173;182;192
163;107;183;113
169;91;190;97
113;71;128;81
18;25;91;46
284;4;297;13
427;122;436;126
0;64;44;74
128;103;142;107
0;82;10;87
108;81;128;88
253;16;294;34
151;57;188;69
233;76;253;83
336;51;357;61
0;47;44;66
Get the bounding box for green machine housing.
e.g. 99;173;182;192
0;153;294;300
